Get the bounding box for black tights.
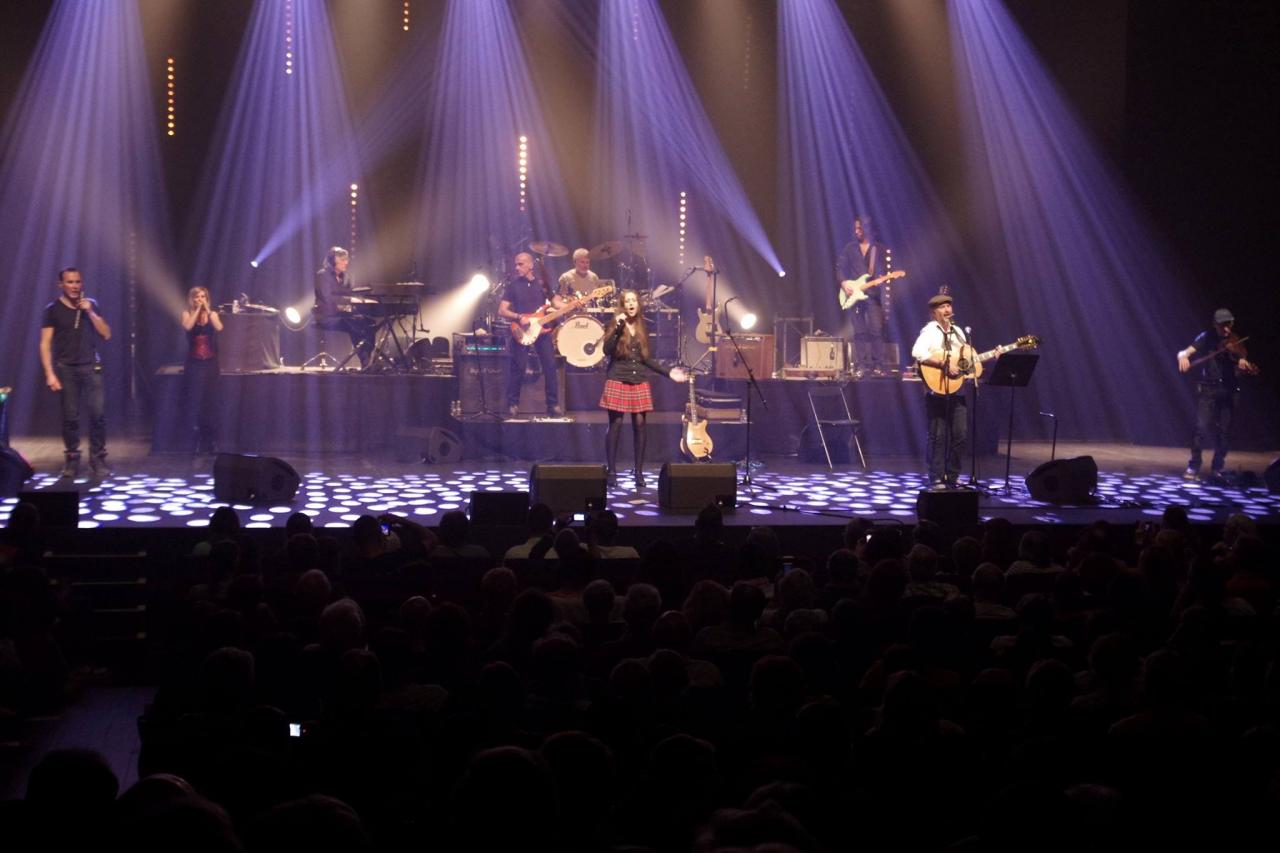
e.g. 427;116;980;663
606;410;647;478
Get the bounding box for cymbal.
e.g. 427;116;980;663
528;240;569;257
589;240;625;260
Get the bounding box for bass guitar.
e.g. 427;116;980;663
679;371;713;460
917;335;1041;395
509;284;614;346
838;269;907;310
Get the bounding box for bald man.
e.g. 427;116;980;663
498;253;563;418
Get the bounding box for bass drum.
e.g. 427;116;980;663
555;314;607;369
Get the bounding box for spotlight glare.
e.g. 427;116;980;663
778;270;786;278
468;273;491;294
740;312;758;331
284;306;301;324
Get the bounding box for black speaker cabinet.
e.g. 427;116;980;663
213;453;301;504
1025;456;1098;503
0;446;35;497
530;464;607;514
1264;457;1280;492
916;488;979;531
456;352;566;415
469;491;530;525
658;463;738;511
16;489;78;527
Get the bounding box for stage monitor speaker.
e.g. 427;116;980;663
1264;457;1280;493
422;427;464;464
469;491;529;525
530;464;607;514
1025;456;1098;503
213;453;300;504
16;489;79;527
916;488;978;532
658;463;738;511
0;446;35;497
716;334;775;380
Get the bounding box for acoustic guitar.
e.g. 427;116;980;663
838;269;907;310
917;335;1041;394
509;284;614;346
680;372;713;460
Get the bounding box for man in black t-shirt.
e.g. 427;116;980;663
1177;308;1257;480
497;252;562;418
39;267;113;478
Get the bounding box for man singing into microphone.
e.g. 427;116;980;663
39;267;113;478
911;292;967;489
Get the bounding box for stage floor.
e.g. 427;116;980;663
3;437;1277;530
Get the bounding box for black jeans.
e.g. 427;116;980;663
507;333;559;409
1189;385;1236;472
851;298;886;369
54;362;106;458
925;392;967;482
185;358;220;451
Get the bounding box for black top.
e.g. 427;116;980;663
1190;329;1237;390
41;298;102;366
503;275;550;316
605;322;670;384
187;320;218;361
314;270;354;321
836;239;887;305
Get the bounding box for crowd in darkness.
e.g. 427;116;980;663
2;499;1279;851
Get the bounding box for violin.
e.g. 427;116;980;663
1188;331;1260;375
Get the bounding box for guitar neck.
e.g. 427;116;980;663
975;342;1017;363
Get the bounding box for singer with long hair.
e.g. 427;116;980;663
599;290;687;488
39;266;113;478
181;286;223;453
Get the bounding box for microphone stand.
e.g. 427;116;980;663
968;325;981;490
720;302;770;492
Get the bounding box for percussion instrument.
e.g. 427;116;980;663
556;314;608;368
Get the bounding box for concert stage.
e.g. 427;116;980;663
4;438;1277;543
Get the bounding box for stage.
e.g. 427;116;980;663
4;437;1277;540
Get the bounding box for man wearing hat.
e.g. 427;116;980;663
1177;308;1256;480
911;292;968;488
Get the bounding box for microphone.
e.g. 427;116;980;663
74;297;85;329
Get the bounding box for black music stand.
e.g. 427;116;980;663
985;350;1040;494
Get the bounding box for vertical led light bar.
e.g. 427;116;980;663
517;135;529;213
349;183;359;255
677;191;687;268
165;56;176;137
402;1;411;32
284;0;295;75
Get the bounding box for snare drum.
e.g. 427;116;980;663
556;315;607;368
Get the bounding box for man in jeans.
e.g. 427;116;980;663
39;267;113;478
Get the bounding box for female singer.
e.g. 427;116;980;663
599;290;687;488
181;286;223;453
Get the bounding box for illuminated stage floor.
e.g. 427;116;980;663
3;438;1277;530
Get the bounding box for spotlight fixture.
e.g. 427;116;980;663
468;272;491;295
249;260;260;269
778;270;786;278
280;304;311;331
740;312;758;331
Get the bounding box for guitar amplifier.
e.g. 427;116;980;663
715;334;775;380
802;336;846;371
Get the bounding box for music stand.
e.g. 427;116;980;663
984;350;1040;494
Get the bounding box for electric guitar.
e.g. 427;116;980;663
509;284;614;346
917;335;1041;394
838;269;907;310
694;256;721;345
680;371;713;460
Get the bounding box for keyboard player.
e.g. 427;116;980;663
314;246;376;368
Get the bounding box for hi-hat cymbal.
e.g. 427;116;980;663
528;240;569;257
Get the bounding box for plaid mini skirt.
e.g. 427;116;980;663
599;379;654;413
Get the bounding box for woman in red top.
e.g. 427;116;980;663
599;290;687;488
181;286;223;454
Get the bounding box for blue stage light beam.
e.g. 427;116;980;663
949;0;1229;444
186;0;373;309
0;0;177;434
778;0;972;349
413;0;576;292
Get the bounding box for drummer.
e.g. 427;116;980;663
555;248;600;309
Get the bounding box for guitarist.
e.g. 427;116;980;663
598;290;687;488
836;215;890;374
498;252;563;418
910;292;969;489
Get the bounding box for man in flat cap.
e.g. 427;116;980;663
911;291;968;488
1177;308;1256;480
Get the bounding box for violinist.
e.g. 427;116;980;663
1177;308;1258;480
